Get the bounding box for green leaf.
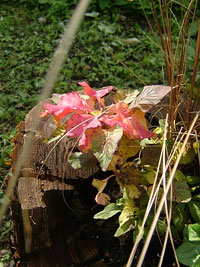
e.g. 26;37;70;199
187;224;200;242
177;224;200;266
190;20;199;36
173;180;191;203
193;257;200;267
176;242;200;267
142;166;156;184
99;0;111;10
187;176;200;186
117;198;138;237
85;12;99;18
179;145;196;165
172;203;186;232
68;152;82;169
39;0;49;3
68;151;98;171
174;170;186;181
94;203;121;220
114;220;135;237
98;23;117;34
119;198;135;226
157;219;166;235
93;125;123;171
133;220;143;242
189;202;200;223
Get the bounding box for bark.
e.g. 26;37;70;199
9;100;107;267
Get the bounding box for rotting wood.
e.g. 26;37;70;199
11;101;99;181
8;88;182;266
8;93;116;266
9;90;138;266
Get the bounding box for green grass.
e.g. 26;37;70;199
0;2;165;175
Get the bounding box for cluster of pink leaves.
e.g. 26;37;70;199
40;82;153;152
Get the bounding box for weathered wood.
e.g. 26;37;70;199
9;88;160;267
11;102;99;181
9;95;117;266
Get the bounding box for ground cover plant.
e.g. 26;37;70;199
0;0;200;266
0;0;164;176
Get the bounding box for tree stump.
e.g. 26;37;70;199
8;96;132;267
7;90;182;267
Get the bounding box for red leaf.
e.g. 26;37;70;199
100;107;153;139
40;92;91;120
97;86;114;97
79;127;103;152
129;110;153;139
66;114;102;150
79;81;114;107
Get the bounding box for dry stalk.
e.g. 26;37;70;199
0;0;91;225
135;112;199;267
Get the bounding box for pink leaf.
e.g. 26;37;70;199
79;81;114;107
66;114;101;137
100;108;153;140
92;177;112;205
66;114;102;151
40;92;91;120
129;109;153;139
95;192;111;205
97;86;114;98
79;81;101;105
66;114;92;137
79;127;103;152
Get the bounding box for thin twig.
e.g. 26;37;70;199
0;0;91;225
136;112;199;267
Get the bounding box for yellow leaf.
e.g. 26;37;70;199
107;154;122;171
92;178;109;193
193;141;200;154
119;198;139;226
142;166;157;184
125;184;141;199
118;135;141;162
92;177;113;205
119;164;142;186
90;109;102;116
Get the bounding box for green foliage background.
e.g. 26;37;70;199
0;0;167;174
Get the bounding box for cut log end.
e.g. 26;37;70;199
9;93;131;266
